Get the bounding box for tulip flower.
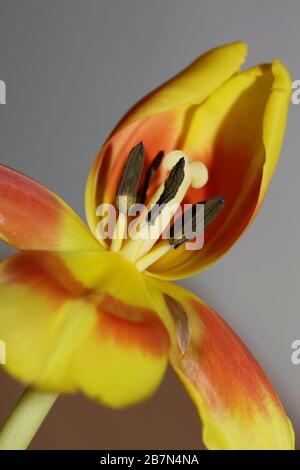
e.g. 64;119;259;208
0;42;295;450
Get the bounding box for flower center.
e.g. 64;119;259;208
98;142;225;272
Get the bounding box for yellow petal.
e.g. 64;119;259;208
117;42;248;129
145;277;295;450
146;59;291;279
0;251;169;407
0;165;100;252
85;42;248;238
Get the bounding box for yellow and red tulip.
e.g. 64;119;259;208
0;42;295;449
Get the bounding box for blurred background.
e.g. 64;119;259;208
0;0;299;449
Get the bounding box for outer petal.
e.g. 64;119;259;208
117;42;248;129
147;60;291;279
0;165;100;251
145;277;295;450
85;42;248;236
0;251;169;407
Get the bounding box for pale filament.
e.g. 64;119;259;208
110;196;129;253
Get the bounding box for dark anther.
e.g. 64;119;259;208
147;157;185;224
163;294;191;354
169;196;225;248
136;150;164;204
116;142;145;211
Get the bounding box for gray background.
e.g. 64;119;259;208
0;0;299;449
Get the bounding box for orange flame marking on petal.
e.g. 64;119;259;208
0;166;62;248
94;110;184;206
188;298;284;416
95;293;170;358
3;253;87;300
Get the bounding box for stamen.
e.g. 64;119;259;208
136;150;164;204
136;151;208;259
136;196;225;272
163;294;191;354
147;157;185;224
169;196;225;248
116;142;145;212
120;150;208;261
110;142;144;252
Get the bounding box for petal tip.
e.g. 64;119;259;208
219;40;248;63
271;58;292;94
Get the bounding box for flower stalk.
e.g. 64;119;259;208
0;387;57;450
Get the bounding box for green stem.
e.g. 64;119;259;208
0;387;57;450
